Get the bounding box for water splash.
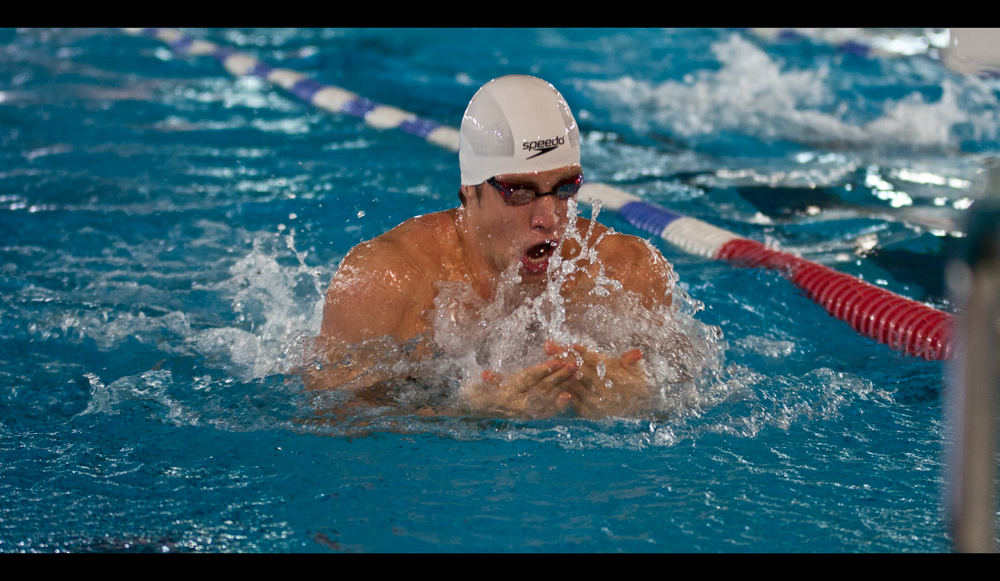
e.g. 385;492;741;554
587;33;999;150
74;370;194;425
425;199;727;416
192;228;327;380
290;361;895;450
10;219;330;387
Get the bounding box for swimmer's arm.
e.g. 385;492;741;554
318;241;419;343
305;243;429;391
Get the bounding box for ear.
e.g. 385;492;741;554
459;185;477;207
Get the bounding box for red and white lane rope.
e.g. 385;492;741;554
585;184;953;360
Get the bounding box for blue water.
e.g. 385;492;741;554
1;28;997;552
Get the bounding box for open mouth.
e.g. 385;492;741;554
520;240;557;274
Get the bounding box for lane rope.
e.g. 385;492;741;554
747;28;1000;79
746;28;947;60
122;28;954;360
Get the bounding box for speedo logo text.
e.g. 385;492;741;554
522;136;564;159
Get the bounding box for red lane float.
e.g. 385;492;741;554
716;238;953;360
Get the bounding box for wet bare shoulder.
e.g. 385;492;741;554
320;211;455;342
339;211;455;278
588;221;674;309
378;210;459;269
575;216;609;245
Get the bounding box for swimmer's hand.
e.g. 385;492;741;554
461;359;578;418
545;341;653;418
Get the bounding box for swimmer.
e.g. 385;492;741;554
305;75;677;418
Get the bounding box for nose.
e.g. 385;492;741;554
529;194;561;231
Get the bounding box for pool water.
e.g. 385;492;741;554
1;28;997;552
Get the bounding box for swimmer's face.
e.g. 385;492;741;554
462;164;581;280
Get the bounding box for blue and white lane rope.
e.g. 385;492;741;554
122;28;460;152
747;28;1000;79
746;28;949;60
122;28;954;359
576;183;741;258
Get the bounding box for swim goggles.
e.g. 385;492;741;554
486;173;583;206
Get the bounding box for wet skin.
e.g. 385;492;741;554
305;165;676;418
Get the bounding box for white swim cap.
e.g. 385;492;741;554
459;75;581;186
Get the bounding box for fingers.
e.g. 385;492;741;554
482;357;573;389
554;391;573;412
572;344;601;366
621;349;643;368
479;343;646;418
566;345;602;388
569;344;643;371
489;358;580;417
536;362;578;391
520;359;568;386
475;344;650;419
484;359;564;388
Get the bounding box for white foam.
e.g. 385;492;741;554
76;370;198;426
587;33;999;150
702;367;894;438
10;219;331;386
195;230;328;380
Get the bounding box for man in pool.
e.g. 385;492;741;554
305;75;677;418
